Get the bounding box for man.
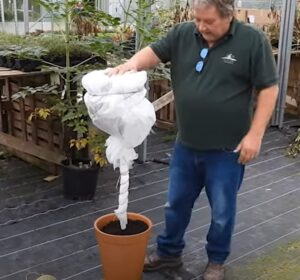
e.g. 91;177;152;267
106;0;278;279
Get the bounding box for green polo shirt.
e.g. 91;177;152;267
150;19;278;151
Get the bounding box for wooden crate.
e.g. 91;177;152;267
149;79;176;129
0;68;66;173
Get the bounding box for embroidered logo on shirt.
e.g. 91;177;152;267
222;54;237;64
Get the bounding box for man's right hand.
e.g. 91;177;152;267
104;62;137;76
104;47;160;76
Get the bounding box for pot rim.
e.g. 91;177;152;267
94;212;152;238
61;159;99;171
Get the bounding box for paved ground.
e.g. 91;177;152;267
0;118;300;280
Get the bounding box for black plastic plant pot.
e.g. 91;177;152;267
13;58;41;72
6;57;15;69
0;56;7;67
61;159;99;200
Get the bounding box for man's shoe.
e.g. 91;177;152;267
143;252;183;272
203;263;225;280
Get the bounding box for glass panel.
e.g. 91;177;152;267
3;0;14;21
29;0;41;21
3;0;41;22
17;0;24;21
237;0;283;9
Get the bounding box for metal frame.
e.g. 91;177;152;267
23;0;29;34
0;0;4;32
0;0;52;34
271;0;297;127
136;0;150;162
13;0;18;35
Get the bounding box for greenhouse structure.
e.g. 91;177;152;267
0;0;285;34
0;1;300;280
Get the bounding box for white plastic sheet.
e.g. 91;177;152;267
82;70;156;229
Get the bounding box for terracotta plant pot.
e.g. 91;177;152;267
94;212;152;280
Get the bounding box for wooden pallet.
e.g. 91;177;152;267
0;68;66;173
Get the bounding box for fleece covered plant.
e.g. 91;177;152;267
82;70;156;229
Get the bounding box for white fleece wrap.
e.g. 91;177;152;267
82;70;156;229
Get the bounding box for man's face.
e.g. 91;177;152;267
193;5;232;44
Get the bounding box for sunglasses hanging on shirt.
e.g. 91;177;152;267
195;48;208;73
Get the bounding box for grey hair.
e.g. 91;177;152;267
192;0;235;17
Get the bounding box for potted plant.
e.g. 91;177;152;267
61;127;107;200
287;128;300;158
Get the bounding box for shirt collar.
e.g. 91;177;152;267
193;18;237;38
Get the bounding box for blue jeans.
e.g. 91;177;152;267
157;141;245;264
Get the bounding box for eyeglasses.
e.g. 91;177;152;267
195;48;208;73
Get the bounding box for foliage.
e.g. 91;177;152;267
28;108;51;122
0;45;47;61
110;0;193;81
287;129;300;158
294;5;300;47
263;6;281;47
108;0;169;80
71;0;120;37
12;84;59;100
0;2;117;66
11;0;122;167
153;1;193;30
70;128;107;167
149;1;193;80
264;4;300;49
117;0;190;47
33;0;120;35
0;33;27;46
0;34;111;69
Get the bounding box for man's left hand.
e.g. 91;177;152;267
234;133;262;164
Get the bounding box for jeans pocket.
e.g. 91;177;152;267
222;148;236;153
222;148;240;158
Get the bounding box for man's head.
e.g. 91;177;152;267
192;0;235;45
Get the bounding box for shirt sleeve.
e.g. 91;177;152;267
250;30;279;90
150;27;174;63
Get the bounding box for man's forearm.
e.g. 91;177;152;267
125;46;161;71
248;85;279;138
